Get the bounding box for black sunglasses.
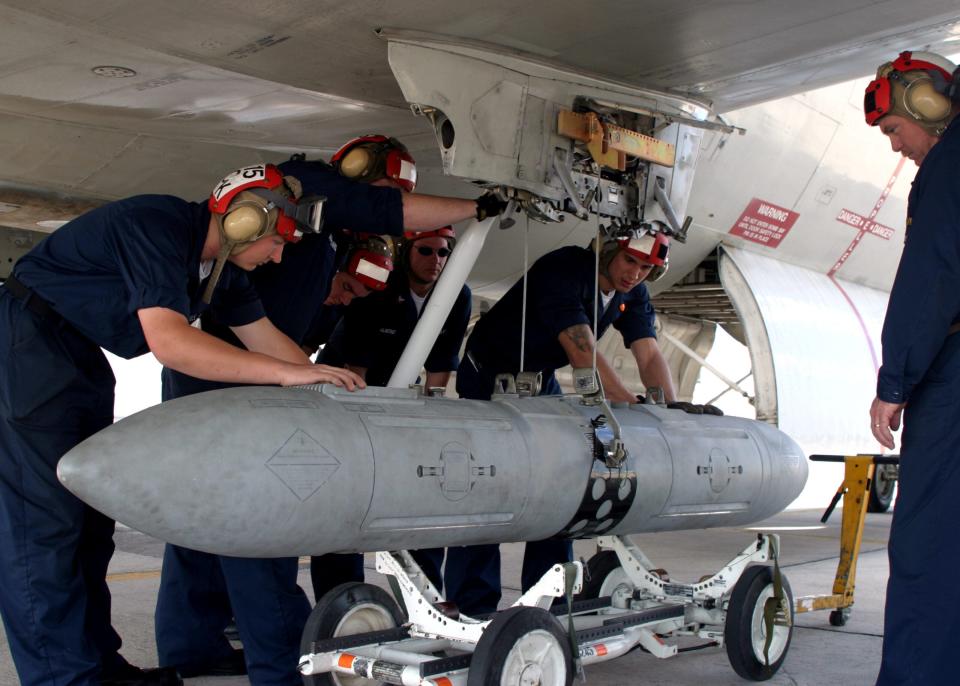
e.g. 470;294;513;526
416;246;451;258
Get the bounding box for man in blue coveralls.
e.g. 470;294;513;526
0;163;368;686
311;225;471;600
864;51;960;685
155;138;505;685
337;225;469;388
446;232;677;615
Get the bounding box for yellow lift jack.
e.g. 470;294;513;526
793;454;899;626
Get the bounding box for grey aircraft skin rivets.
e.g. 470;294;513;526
57;385;807;558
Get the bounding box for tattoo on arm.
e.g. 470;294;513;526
561;324;594;353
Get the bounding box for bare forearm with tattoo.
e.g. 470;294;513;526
560;324;594;356
558;324;637;403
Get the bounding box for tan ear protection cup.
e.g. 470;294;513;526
905;76;952;123
339;146;375;180
362;235;397;265
223;204;268;242
383;235;397;261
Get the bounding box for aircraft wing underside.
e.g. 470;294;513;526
0;0;958;241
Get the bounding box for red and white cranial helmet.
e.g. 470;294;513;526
617;230;669;266
344;235;396;291
864;51;958;135
209;163;325;244
402;225;456;244
331;135;417;192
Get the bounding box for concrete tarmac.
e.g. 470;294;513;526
0;507;891;685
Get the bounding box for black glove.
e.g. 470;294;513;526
475;192;508;221
667;401;701;414
667;401;725;416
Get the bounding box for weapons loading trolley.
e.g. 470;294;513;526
298;531;795;685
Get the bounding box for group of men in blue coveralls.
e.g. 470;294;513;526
8;43;957;686
0;128;683;686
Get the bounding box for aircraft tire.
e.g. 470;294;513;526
299;582;405;686
467;606;572;686
724;565;793;681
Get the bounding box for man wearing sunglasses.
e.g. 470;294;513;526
331;226;469;391
863;51;960;686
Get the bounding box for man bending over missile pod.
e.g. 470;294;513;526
446;231;679;616
863;51;960;686
155;137;507;685
311;225;471;602
0;163;367;686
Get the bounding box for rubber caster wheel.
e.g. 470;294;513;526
868;464;897;513
300;582;405;686
575;550;631;602
829;608;850;627
467;606;573;686
724;565;793;681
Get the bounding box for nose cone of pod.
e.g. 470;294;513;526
58;385;375;556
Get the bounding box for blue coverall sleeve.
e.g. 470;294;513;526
425;287;472;373
877;154;960;403
111;206;263;327
614;286;658;347
530;256;593;337
108;208;193;316
209;267;265;327
277;161;405;236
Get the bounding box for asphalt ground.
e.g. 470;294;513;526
0;506;891;685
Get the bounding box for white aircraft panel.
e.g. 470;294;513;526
688;75;914;293
721;247;892;506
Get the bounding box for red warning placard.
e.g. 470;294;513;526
729;198;799;248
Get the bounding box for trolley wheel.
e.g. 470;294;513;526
724;565;793;681
575;550;631;601
300;582;405;686
467;606;573;686
868;464;897;513
829;607;850;627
